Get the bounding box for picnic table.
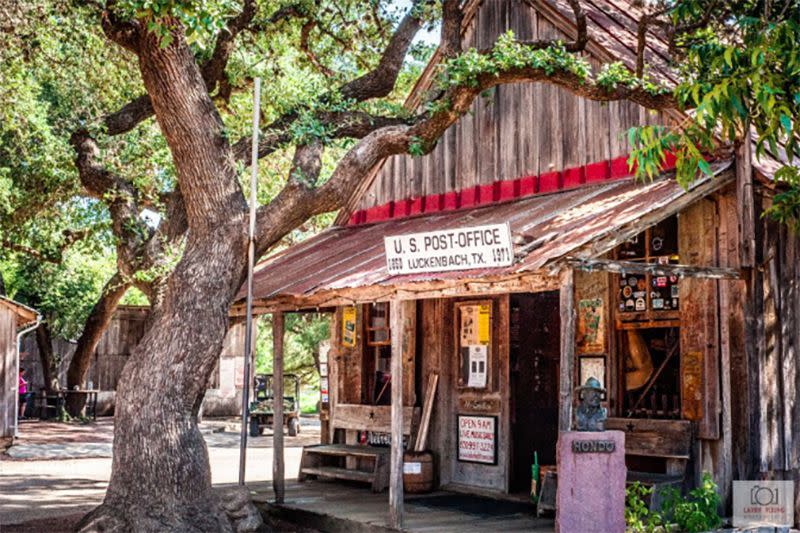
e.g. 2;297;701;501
38;389;99;420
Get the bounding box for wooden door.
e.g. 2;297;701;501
510;292;561;492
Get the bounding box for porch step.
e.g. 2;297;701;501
304;444;390;458
300;465;376;483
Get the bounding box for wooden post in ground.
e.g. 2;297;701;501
389;299;404;529
273;311;285;503
559;269;576;432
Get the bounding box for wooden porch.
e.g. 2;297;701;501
250;479;554;532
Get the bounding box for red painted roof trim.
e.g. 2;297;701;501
347;154;677;226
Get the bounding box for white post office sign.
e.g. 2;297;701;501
384;223;513;275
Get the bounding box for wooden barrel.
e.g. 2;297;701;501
403;450;435;493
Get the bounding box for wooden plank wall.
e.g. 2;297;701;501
679;199;721;441
356;0;665;211
746;189;800;522
89;306;148;390
1;308;15;440
19;307;249;399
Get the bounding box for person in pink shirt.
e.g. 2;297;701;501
18;367;33;419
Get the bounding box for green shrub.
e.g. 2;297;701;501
625;482;663;533
660;473;722;533
625;472;722;533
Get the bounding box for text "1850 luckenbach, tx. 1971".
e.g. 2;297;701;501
384;223;514;275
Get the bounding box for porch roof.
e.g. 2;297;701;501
0;296;40;330
234;161;733;314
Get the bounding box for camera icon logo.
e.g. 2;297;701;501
750;485;779;506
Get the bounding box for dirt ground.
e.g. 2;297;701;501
0;511;318;533
0;416;317;530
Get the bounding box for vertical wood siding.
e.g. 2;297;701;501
1;309;15;439
355;0;669;211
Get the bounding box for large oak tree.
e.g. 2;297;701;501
2;0;799;530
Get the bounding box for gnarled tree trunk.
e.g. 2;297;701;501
78;22;252;532
34;322;59;395
65;273;129;416
80;233;247;531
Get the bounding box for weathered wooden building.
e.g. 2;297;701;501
20;305;252;417
236;0;800;526
0;296;40;446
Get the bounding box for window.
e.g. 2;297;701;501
366;302;391;346
362;303;392;405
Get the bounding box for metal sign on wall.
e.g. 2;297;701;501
384;223;514;275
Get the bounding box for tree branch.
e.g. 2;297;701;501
70;128;153;279
299;20;335;77
440;0;463;58
253;55;679;250
230;0;430;165
101;5;141;54
99;1;305;136
339;0;431;102
230;112;412;163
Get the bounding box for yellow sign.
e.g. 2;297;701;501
477;304;491;344
342;306;357;348
460;304;492;346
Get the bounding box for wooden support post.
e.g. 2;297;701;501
272;311;285;503
736;127;755;268
559;269;576;432
389;299;404;529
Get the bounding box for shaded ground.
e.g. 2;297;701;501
0;508;318;533
12;418;115;445
0;417;316;528
252;479;554;533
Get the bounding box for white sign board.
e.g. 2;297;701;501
403;462;422;475
384;223;513;275
457;415;497;464
467;345;488;388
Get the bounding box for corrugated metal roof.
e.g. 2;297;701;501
241;161;733;308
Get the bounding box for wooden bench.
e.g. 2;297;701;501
606;418;693;510
298;404;420;492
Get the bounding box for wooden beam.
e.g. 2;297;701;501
559;269;576;432
231;272;559;316
566;257;740;280
736;130;755;268
389;299;405;529
272;311;285;503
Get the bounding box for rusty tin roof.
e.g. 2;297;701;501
238;161;733;311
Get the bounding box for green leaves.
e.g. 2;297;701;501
628;1;800;231
764;166;800;231
115;0;238;48
436;31;594;92
626;472;721;533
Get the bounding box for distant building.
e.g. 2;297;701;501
0;296;40;446
20;305;253;417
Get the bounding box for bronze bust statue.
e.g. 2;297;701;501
575;377;607;431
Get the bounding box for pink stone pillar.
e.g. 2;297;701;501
556;430;626;533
